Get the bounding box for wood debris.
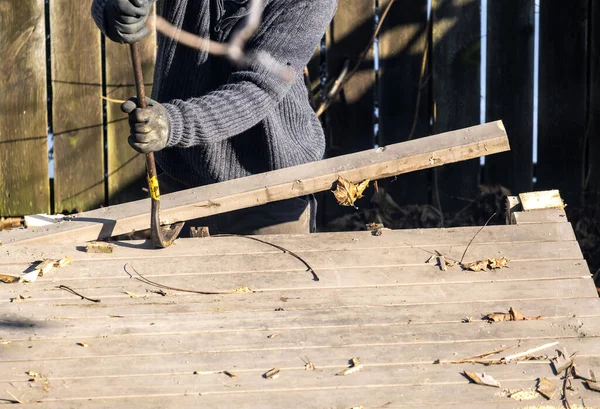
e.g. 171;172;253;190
26;370;40;378
483;307;542;323
147;289;172;296
77;342;90;348
19;270;42;283
551;349;573;374
464;371;501;388
10;295;30;303
267;334;280;339
332;176;370;207
190;226;210;238
54;257;72;268
222;371;236;378
301;356;315;371
0;274;19;284
426;255;436;264
537;377;558;399
85;241;114;254
462;257;508;272
588;380;600;392
263;368;280;379
434;346;511;365
124;291;141;298
227;286;253;294
337;357;363;376
573;365;596;382
501;342;559;364
0;340;12;345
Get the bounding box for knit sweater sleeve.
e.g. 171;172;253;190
163;0;338;147
90;0;110;33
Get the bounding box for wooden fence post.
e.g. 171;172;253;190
0;1;49;216
378;0;431;205
51;2;105;214
537;2;588;206
484;0;534;196
432;0;481;213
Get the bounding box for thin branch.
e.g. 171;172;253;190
316;59;350;117
216;234;320;281
127;264;256;295
57;285;101;303
459;212;497;264
100;95;126;104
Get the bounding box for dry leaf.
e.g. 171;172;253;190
485;313;511;322
26;370;40;378
537;377;558;399
0;274;19;284
462;260;489;272
484;307;542;323
464;371;501;388
488;257;508;269
77;342;90;348
332;176;370;207
227;286;253;294
263;368;280;379
462;257;509;272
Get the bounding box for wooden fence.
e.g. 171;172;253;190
1;0;599;222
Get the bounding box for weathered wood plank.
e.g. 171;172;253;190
8;385;600;409
512;209;568;225
432;0;481;212
537;2;588;205
378;0;430;205
0;121;510;245
2;358;599;403
0;0;49;216
105;9;156;206
325;0;375;155
0;221;577;263
484;0;534;194
51;1;104;214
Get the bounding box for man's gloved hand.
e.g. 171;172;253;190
121;97;170;153
105;0;152;44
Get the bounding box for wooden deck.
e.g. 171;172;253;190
1;208;599;408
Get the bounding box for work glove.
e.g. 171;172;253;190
105;0;152;44
121;97;170;153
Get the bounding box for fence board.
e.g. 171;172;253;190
325;0;375;155
51;1;104;214
537;2;588;206
588;0;600;205
105;12;156;205
378;0;430;205
484;0;534;196
0;0;49;216
432;0;481;213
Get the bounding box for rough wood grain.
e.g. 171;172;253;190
0;121;509;245
537;2;588;205
432;0;481;212
105;9;156;206
378;0;431;205
484;0;534;195
51;1;104;214
0;0;49;216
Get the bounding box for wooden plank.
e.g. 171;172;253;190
432;0;481;212
484;0;534;195
50;1;104;214
0;0;49;216
8;385;600;409
325;0;375;155
519;190;565;211
537;2;588;205
0;121;510;245
105;9;156;206
513;209;568;225
2;358;600;403
378;0;430;205
0;221;577;262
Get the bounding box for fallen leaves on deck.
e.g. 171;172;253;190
464;371;501;388
0;274;19;283
26;370;40;378
302;356;315;371
332;176;369;207
462;257;509;272
483;307;542;323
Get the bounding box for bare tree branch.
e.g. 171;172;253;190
154;0;293;81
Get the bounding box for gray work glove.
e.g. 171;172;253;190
121;97;170;153
105;0;152;44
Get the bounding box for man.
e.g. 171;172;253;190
91;0;337;235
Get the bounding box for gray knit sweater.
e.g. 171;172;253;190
92;0;337;188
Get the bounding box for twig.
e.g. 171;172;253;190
459;212;497;264
316;0;397;117
57;285;101;303
315;59;350;117
435;346;512;365
154;0;293;82
407;10;432;141
100;95;126;104
216;234;319;281
501;342;559;364
562;353;577;409
127;264;256;295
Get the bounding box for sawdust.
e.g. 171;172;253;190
496;388;540;401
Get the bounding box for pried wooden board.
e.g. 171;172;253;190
0;217;598;408
0;0;49;216
51;0;104;213
0;121;509;245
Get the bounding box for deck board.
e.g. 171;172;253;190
1;220;599;408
